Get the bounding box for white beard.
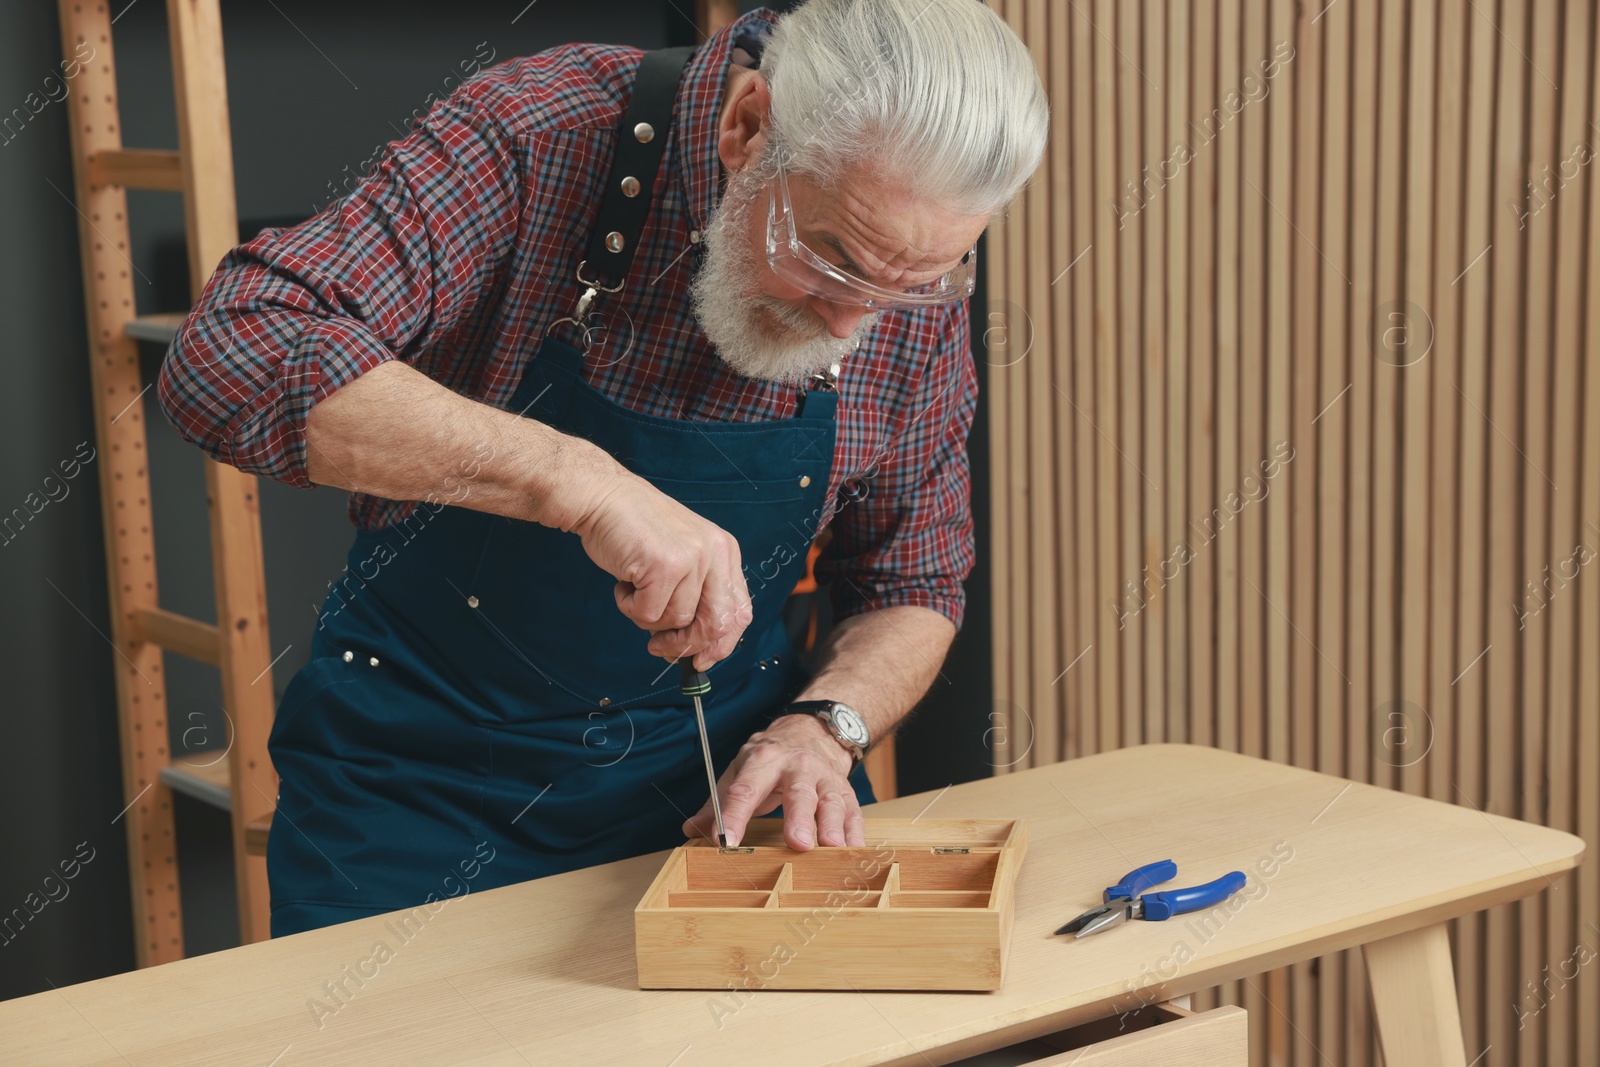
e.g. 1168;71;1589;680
690;163;877;383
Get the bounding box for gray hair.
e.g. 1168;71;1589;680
760;0;1049;216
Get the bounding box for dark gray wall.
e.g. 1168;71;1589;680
0;0;989;1002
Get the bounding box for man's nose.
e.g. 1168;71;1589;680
810;297;871;339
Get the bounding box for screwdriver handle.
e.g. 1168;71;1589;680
680;660;710;697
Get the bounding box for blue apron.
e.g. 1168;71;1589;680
266;336;874;935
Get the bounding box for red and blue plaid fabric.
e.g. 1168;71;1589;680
157;10;976;627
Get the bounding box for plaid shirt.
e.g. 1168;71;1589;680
157;10;977;627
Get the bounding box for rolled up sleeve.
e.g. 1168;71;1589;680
156;84;522;488
817;302;978;628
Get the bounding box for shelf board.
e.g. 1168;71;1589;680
126;312;188;345
159;753;273;856
161;751;232;809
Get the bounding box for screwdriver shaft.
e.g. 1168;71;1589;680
680;661;728;848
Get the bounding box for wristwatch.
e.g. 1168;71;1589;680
788;700;870;766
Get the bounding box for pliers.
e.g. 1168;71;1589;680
1057;859;1247;938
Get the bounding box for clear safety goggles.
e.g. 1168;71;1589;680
764;165;978;311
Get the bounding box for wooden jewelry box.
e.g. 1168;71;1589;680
634;818;1027;991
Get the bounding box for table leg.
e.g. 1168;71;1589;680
1363;922;1470;1067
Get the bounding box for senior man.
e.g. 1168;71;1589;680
159;0;1047;935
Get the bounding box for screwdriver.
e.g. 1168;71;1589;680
681;659;729;849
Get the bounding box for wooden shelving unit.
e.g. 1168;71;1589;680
57;0;277;965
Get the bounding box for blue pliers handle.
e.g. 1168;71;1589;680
1057;859;1248;937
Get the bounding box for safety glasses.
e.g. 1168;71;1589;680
764;165;977;311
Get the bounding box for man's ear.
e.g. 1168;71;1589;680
717;71;771;173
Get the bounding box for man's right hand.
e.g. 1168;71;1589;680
568;472;753;669
298;362;751;667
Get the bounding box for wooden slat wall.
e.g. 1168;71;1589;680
988;2;1599;1064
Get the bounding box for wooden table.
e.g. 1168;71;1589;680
1;745;1582;1066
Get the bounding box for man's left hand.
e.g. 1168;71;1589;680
682;714;866;850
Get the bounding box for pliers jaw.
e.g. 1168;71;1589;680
1055;896;1137;938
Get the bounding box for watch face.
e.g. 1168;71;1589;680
830;706;871;747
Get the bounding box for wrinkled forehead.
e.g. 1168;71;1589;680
785;166;988;283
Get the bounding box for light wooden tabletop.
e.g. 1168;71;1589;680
2;744;1582;1066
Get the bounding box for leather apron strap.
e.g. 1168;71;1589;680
581;46;696;291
